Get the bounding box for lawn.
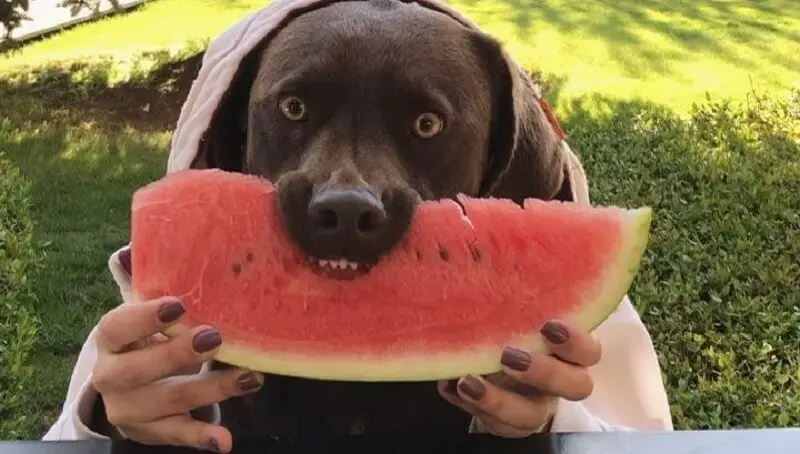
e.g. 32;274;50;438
1;0;799;439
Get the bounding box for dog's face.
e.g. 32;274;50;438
202;0;567;276
246;1;499;274
198;0;571;435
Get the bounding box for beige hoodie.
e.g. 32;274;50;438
42;0;673;441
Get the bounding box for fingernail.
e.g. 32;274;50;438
445;379;459;395
237;372;263;392
119;248;132;275
541;321;569;344
206;439;221;453
193;329;222;353
501;346;532;372
458;375;486;401
157;300;185;324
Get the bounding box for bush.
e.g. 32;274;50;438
560;88;800;429
0;153;43;439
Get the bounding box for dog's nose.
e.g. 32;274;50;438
307;185;388;241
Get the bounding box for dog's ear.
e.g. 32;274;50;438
192;2;334;171
469;32;570;203
193;47;264;172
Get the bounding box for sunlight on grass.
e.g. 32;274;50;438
0;0;267;69
450;0;800;111
2;119;169;350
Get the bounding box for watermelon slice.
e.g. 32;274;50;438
130;169;652;382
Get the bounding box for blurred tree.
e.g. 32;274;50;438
58;0;122;17
0;0;30;41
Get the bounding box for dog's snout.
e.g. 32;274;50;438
277;174;416;267
308;186;388;240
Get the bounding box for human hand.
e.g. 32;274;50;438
91;252;264;453
437;319;601;437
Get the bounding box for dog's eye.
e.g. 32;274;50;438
278;96;307;121
412;113;444;139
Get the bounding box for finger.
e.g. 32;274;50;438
118;247;132;276
119;414;233;453
483;372;546;398
437;379;481;416
540;319;602;367
94;326;223;391
500;346;593;401
96;297;187;353
122;333;203;376
438;376;554;433
128;369;265;421
471;412;549;439
125;332;171;353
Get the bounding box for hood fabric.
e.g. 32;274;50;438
110;0;590;268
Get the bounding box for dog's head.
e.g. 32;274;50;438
190;0;574;435
197;0;568;278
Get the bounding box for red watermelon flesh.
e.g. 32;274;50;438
130;169;652;382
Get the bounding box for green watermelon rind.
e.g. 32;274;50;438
157;206;653;382
567;206;653;342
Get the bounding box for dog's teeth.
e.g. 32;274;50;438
311;257;365;271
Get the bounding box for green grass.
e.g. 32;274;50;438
454;0;800;112
0;0;267;69
1;0;799;439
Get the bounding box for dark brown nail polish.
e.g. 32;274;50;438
501;346;532;372
458;375;486;401
541;321;569;344
119;248;132;275
157;300;185;324
237;372;262;392
206;438;220;453
193;329;222;353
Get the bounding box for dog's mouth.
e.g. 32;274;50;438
306;256;374;280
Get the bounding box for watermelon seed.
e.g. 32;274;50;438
438;246;450;261
245;250;254;262
232;262;243;277
470;244;482;262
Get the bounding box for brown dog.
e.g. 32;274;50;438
190;0;574;438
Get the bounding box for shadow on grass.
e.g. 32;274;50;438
0;49;209;350
0;118;170;435
456;0;800;77
0;46;204;132
1;52;799;435
2;119;171;349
